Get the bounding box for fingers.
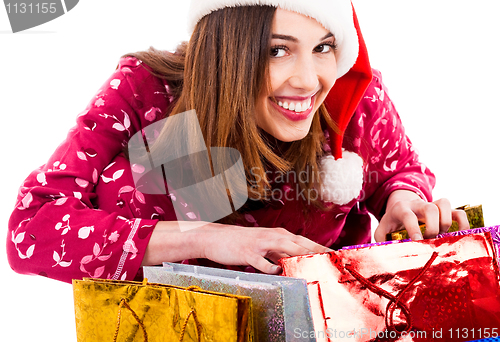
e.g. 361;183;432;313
293;234;333;254
373;226;391;243
378;200;427;241
452;209;470;231
247;253;282;274
400;200;450;239
392;201;425;241
430;199;472;234
418;202;440;238
241;228;332;275
433;198;453;234
260;230;332;273
266;238;313;259
260;228;331;256
376;197;463;242
265;251;290;264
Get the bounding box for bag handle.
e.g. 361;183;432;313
112;299;203;342
343;251;438;335
175;286;203;341
112;284;204;342
179;309;203;342
113;298;148;342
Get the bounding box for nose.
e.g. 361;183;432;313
288;54;319;92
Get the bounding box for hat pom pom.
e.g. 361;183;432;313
319;150;364;205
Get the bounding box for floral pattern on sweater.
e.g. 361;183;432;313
7;58;435;283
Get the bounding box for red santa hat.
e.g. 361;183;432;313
188;0;373;205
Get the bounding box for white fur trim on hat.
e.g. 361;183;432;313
319;150;364;205
187;0;358;78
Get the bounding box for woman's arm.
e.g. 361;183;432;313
94;150;332;276
7;57;171;283
142;220;331;274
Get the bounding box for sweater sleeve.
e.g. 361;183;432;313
347;69;436;220
7;57;172;283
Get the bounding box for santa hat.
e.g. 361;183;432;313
188;0;373;205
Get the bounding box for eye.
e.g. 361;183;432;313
270;46;288;58
314;43;337;54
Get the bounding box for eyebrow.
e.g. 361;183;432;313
271;32;334;43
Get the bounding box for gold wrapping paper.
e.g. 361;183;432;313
448;204;484;232
73;278;253;342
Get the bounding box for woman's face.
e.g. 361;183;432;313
255;8;338;142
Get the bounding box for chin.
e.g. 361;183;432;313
273;129;310;142
256;106;316;142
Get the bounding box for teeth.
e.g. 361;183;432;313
276;97;311;113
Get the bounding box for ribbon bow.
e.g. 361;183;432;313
336;251;439;335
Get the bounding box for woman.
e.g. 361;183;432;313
7;0;469;284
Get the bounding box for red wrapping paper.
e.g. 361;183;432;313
280;233;500;342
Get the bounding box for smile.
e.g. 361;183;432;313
276;97;312;113
269;93;317;122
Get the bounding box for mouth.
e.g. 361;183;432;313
269;92;317;122
274;97;312;113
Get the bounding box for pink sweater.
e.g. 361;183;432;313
7;57;435;283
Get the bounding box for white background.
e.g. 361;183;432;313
1;1;499;340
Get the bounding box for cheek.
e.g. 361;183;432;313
255;93;272;127
318;73;337;104
327;64;338;88
321;64;337;85
318;58;338;89
268;64;288;94
328;72;337;89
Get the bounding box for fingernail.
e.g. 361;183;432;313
411;233;424;241
272;265;282;273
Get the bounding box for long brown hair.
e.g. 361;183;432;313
126;6;338;215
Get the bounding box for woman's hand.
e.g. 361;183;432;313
142;221;331;274
374;190;470;242
199;224;332;274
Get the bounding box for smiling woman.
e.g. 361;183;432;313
7;0;469;284
255;9;338;142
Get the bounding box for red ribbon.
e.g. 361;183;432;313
343;251;439;335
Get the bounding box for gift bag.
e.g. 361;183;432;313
73;278;253;342
437;225;500;267
144;263;316;342
280;233;500;342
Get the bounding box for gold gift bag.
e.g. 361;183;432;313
73;278;253;342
